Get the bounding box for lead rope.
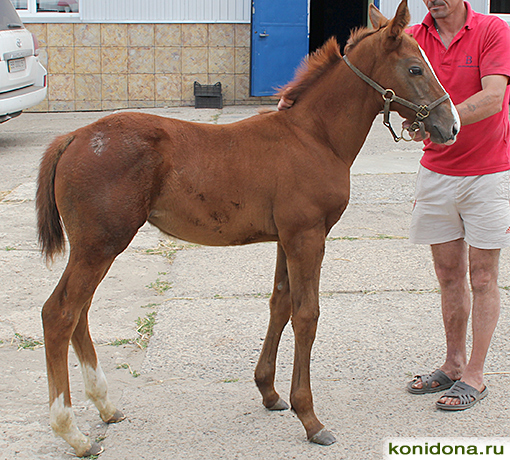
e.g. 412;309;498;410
343;55;450;142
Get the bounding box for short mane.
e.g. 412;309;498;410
277;37;341;103
278;25;385;104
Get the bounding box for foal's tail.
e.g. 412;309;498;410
36;134;75;264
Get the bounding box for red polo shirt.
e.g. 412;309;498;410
407;2;510;176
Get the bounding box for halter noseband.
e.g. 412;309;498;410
343;55;450;143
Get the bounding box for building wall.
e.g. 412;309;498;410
80;0;250;23
25;22;265;112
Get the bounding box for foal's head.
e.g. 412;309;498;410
346;0;459;144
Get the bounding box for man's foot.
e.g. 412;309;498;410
407;369;457;394
436;372;485;407
436;381;488;411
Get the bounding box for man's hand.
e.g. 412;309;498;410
277;96;294;111
402;119;430;142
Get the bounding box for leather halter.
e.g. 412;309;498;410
343;55;450;142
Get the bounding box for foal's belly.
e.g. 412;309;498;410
147;206;278;247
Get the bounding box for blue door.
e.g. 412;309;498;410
251;0;309;96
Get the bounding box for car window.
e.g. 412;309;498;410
1;0;24;31
37;1;78;13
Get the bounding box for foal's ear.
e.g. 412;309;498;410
384;0;411;46
369;3;388;29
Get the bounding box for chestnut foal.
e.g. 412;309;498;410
36;1;458;456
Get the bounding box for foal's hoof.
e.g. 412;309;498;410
267;397;290;411
106;410;125;424
82;441;104;457
309;428;336;446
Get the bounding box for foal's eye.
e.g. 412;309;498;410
409;66;423;75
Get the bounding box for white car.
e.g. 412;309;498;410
0;0;47;123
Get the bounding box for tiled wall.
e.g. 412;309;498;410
25;23;267;111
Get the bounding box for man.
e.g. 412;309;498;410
404;0;510;411
279;0;510;411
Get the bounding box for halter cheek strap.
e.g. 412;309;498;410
343;55;450;143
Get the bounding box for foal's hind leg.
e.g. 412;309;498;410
72;299;125;424
255;243;291;411
43;253;118;457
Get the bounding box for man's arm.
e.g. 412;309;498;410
456;74;509;126
404;74;509;141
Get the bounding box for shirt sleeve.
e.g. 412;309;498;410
480;17;510;80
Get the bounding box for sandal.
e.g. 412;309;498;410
436;381;488;411
407;369;456;394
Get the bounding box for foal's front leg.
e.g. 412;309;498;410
283;230;336;445
255;243;291;411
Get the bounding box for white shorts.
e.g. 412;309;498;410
410;166;510;249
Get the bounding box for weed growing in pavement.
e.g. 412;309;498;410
135;312;157;349
211;112;221;124
116;363;140;378
107;312;157;350
141;302;160;308
327;233;407;241
146;278;172;294
143;241;178;260
108;339;132;346
141;239;201;262
13;333;43;350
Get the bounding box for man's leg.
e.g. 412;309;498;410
434;239;471;381
409;239;470;391
437;246;500;406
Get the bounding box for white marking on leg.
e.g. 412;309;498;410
49;394;92;456
81;362;117;422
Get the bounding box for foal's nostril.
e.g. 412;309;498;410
433;122;458;144
452;123;459;137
